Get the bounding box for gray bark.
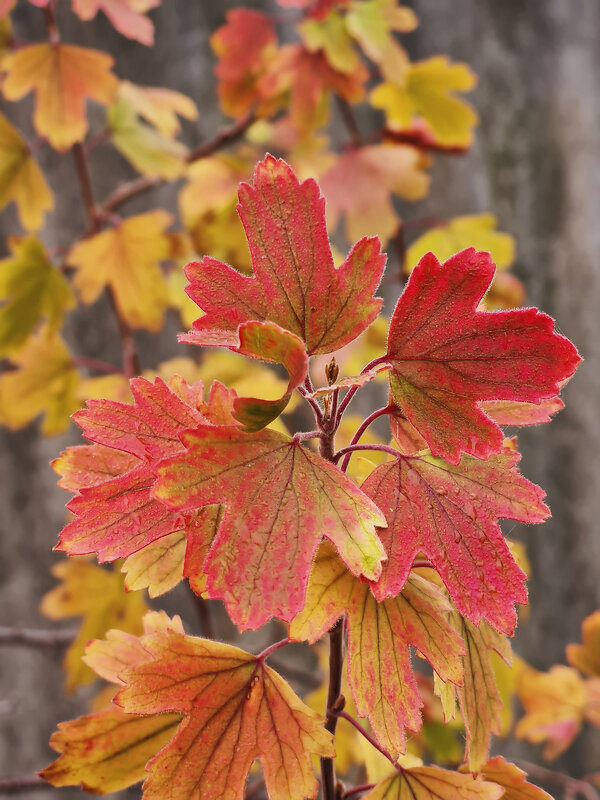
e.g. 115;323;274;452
0;0;599;795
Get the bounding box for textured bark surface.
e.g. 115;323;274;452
0;0;599;794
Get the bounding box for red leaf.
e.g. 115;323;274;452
362;446;549;634
184;155;386;355
386;249;581;463
154;426;387;630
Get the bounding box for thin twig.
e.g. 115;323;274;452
321;622;345;800
333;710;396;766
514;761;599;800
102;112;256;215
257;638;290;662
339;406;391;472
334;443;400;464
0;775;59;794
73;356;124;375
335;357;390;426
335;95;362;148
344;784;375;799
0;627;76;647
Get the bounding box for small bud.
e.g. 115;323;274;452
325;357;339;386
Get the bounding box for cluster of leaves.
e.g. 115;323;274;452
0;2;594;800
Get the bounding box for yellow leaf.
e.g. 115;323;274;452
68;210;172;330
3;43;117;150
300;11;360;75
0;112;53;230
463;756;554;800
515;663;586;760
166;265;202;329
371;56;478;148
363;764;504;800
78;373;132;403
179;154;251;227
109;96;188;179
40;559;148;692
346;0;417;82
121;530;186;598
566;610;600;677
117;80;197;137
0;329;80;435
406;214;515;272
0;236;74;355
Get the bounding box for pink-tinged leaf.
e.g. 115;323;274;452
183;505;223;596
390;412;427;455
116;629;334;800
154;426;387;630
290;543;464;759
71;0;160;46
362;446;549;634
386;249;581;463
184;155;386;355
182;320;308;431
52;443;138;492
73;376;207;460
56;462;186;561
482;397;564;426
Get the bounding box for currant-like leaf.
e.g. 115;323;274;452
386;248;581;463
184;155;386;355
0;236;74;355
116;628;335;800
0;112;53;229
67;211;173;331
290;543;464;759
154;427;387;630
461;756;553;800
2;43;117;150
566;610;600;677
40;560;147;692
362;764;504;800
72;0;160;46
362;445;548;634
182;320;309;432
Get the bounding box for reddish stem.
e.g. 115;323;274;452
412;560;435;569
335;95;362;148
334;443;400;464
344;785;375;799
73;356;123;375
0;775;55;793
340;406;391;472
84;127;111;156
298;385;324;425
335;357;390;425
257;638;290;662
331;710;396;767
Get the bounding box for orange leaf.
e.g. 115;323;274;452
515;663;586;760
116;628;335;800
67;211;173;330
0;112;53;229
463;756;553;800
566;610;600;677
3;43;117;150
72;0;160;46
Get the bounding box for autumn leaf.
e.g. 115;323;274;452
482;397;565;427
461;756;553;800
371;56;478;148
115;627;334;800
71;0;160;46
515;663;586;759
40;559;147;692
0;329;80;435
52;442;139;493
405;214;516;274
300;10;361;75
42;611;183;794
277;0;347;18
320;144;430;243
291;543;464;759
67;210;173;330
224;321;308;432
385;248;581;464
121;530;186;597
566;610;600;677
109;96;188;179
117;80;197;136
3;43;117;150
362;444;547;634
449;616;512;770
0;236;74;355
346;0;417;82
184;155;386;355
362;763;504;800
0;112;53;230
154;426;386;630
211;8;277;117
